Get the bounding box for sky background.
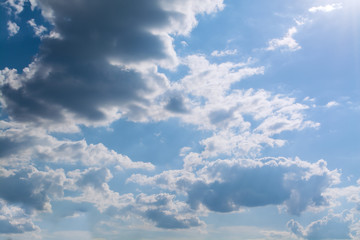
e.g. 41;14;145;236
0;0;359;239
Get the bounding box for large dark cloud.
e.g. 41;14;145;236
186;160;335;214
1;0;223;127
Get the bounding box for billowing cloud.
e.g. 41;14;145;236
0;0;224;129
0;200;38;234
129;157;340;215
288;212;353;239
0;166;66;213
0;121;154;170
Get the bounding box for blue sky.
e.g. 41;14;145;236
0;0;359;239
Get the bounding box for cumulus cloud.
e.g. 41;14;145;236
138;193;203;229
129;157;340;215
7;21;20;37
0;200;38;234
309;3;343;13
0;121;154;170
267;27;301;51
288;212;353;239
0;0;224;130
0;166;66;213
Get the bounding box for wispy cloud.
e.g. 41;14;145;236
309;3;343;13
211;49;238;57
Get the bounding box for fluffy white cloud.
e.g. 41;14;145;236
267;27;301;51
7;21;20;37
0;200;38;234
0;121;154;170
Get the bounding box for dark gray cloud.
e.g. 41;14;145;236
165;95;189;113
186;165;291;212
0;0;223;127
186;161;333;214
129;158;339;215
144;209;201;229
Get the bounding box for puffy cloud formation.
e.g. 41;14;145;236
0;166;66;213
0;200;38;234
288;212;354;239
128;157;340;215
0;121;154;170
136;193;203;229
7;21;19;37
0;0;224;129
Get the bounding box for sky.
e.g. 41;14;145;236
0;0;359;239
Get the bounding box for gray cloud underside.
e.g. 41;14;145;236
129;158;340;215
1;0;219;125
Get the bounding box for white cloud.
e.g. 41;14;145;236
267;27;301;51
0;121;154;170
0;199;39;234
7;21;20;37
211;49;238;57
309;3;343;13
5;0;27;14
27;19;47;37
325;101;340;108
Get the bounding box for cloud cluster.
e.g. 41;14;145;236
0;121;154;170
0;200;38;234
0;0;224;130
288;212;354;239
129;157;340;215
